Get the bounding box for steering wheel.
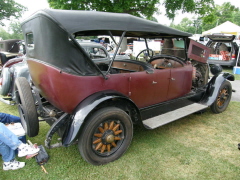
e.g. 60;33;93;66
136;49;154;61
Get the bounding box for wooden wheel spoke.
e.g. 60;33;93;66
104;122;108;130
111;142;117;147
107;144;111;152
101;145;106;153
94;133;102;138
98;127;104;133
112;124;120;131
109;121;114;130
114;130;122;135
114;137;121;141
93;138;102;144
95;142;103;150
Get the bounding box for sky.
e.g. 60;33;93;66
3;0;240;29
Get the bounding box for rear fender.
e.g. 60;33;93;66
62;90;140;146
201;72;234;106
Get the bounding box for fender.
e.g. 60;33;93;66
62;90;140;146
200;72;234;106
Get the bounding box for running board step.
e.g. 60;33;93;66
143;103;208;129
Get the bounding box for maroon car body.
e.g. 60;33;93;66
17;9;234;165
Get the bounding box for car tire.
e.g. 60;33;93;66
0;67;11;96
78;107;133;165
210;80;232;114
15;77;39;137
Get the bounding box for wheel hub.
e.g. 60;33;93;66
92;121;123;154
106;134;115;143
102;130;115;144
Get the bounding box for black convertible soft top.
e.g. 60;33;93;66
21;9;191;76
23;9;191;37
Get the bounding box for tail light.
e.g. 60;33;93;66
232;54;236;59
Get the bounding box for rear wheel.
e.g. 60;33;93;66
0;67;11;96
15;77;39;137
210;81;232;114
78;107;133;165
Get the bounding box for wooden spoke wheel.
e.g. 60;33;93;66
92;120;124;156
211;80;232;114
78;107;133;165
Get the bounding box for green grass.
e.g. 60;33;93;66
1;101;240;180
223;67;240;80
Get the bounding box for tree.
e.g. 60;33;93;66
0;0;27;26
48;0;158;19
8;21;24;39
164;0;215;20
0;28;11;40
201;2;240;31
170;18;196;34
48;0;215;20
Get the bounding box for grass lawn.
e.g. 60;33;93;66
1;100;240;179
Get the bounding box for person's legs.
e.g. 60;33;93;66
0;123;21;150
0;140;15;162
0;113;21;124
0;140;25;170
0;123;39;157
7;114;21;123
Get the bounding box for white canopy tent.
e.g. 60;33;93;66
202;21;240;37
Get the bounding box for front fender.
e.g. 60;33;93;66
62;90;139;146
201;72;234;106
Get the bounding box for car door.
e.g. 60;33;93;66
129;69;170;108
167;65;193;100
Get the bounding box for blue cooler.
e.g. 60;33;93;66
233;66;240;75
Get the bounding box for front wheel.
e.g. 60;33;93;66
210;80;232;113
15;77;39;137
78;107;133;165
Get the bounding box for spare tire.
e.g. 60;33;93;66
15;77;39;137
0;67;11;96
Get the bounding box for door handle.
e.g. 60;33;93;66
171;78;175;81
152;81;157;84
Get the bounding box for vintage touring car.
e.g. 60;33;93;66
17;9;234;165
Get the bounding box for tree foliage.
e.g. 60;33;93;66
48;0;159;19
0;0;27;26
170;2;240;34
0;21;23;40
163;0;214;19
170;18;197;34
8;21;24;39
48;0;215;20
201;2;240;31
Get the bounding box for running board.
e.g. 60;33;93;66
142;103;208;129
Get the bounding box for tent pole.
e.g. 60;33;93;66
236;45;240;67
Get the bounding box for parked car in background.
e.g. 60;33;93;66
0;57;29;105
78;42;130;64
0;39;25;65
0;40;27;105
17;9;234;166
205;34;239;66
